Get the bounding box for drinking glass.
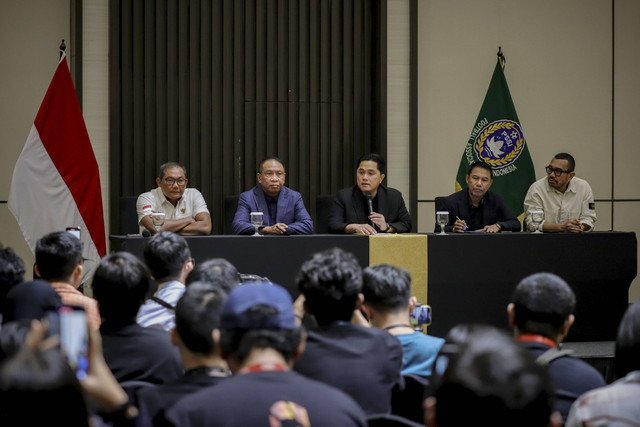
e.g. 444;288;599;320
530;210;544;233
250;212;263;237
151;212;165;232
436;211;449;235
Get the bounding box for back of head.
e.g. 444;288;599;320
0;247;26;314
219;283;300;365
92;252;152;328
362;264;411;313
511;272;575;338
35;231;82;282
144;231;191;282
2;280;62;325
432;327;554;426
615;300;640;378
296;248;362;325
553;153;575;172
185;258;240;293
357;153;386;174
175;282;226;355
0;348;89;426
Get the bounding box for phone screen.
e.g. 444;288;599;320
66;227;81;240
59;306;89;380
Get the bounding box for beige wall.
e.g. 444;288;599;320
417;0;640;300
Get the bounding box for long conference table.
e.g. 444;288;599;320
110;231;636;342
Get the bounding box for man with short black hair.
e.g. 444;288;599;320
294;248;403;415
232;156;313;235
0;246;26;319
185;258;240;294
138;283;229;424
137;162;212;235
137;231;194;331
362;264;444;378
508;272;605;420
425;327;561;427
165;282;367;426
437;161;520;232
35;231;100;330
93;252;182;384
524;153;596;232
329;153;412;234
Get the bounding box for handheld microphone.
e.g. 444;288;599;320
365;192;374;215
142;229;151;237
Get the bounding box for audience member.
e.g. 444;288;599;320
425;326;560;426
92;252;182;384
0;246;26;318
165;282;367;426
138;282;229;424
565;300;640;426
35;231;101;330
293;248;403;414
437;161;520;232
185;258;240;293
137;162;212;235
524;153;596;232
329;153;412;234
362;264;444;378
137;231;194;331
508;272;605;420
232;156;313;235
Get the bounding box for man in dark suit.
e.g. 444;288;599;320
329;153;412;234
437;161;520;233
231;157;313;235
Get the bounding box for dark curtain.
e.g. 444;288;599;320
109;0;386;234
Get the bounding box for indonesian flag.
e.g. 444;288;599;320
8;55;106;277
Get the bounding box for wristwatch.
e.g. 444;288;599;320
495;223;503;231
385;223;391;232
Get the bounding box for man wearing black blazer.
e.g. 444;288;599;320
328;153;412;234
437;161;520;233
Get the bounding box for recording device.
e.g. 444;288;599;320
45;305;89;380
66;227;81;240
365;192;374;215
410;303;432;331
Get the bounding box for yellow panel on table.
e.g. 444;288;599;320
368;234;428;303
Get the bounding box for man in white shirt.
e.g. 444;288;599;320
524;153;596;232
137;162;212;235
137;231;194;331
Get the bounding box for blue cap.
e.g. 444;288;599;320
221;282;296;330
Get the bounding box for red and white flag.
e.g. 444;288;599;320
9;55;106;276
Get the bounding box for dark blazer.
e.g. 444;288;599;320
231;185;313;235
328;185;412;233
436;189;520;232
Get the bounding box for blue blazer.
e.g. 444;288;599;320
231;186;313;235
436;189;520;232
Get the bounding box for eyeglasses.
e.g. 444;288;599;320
544;166;571;177
164;178;187;186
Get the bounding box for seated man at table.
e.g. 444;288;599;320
293;248;403;415
361;264;444;378
437;161;520;233
328;153;412;234
523;153;596;232
231;157;313;235
137;162;212;235
507;272;605;421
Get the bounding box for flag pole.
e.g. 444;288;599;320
497;46;505;69
59;39;66;60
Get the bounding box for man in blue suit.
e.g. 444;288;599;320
232;157;313;235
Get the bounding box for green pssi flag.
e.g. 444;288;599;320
455;51;535;220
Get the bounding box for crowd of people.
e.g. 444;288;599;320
0;231;638;426
136;151;595;236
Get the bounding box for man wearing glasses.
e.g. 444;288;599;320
137;162;212;235
524;153;596;232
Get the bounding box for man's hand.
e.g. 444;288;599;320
368;212;388;232
345;223;377;235
561;218;584;233
452;219;467;233
261;223;289;235
482;224;501;233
